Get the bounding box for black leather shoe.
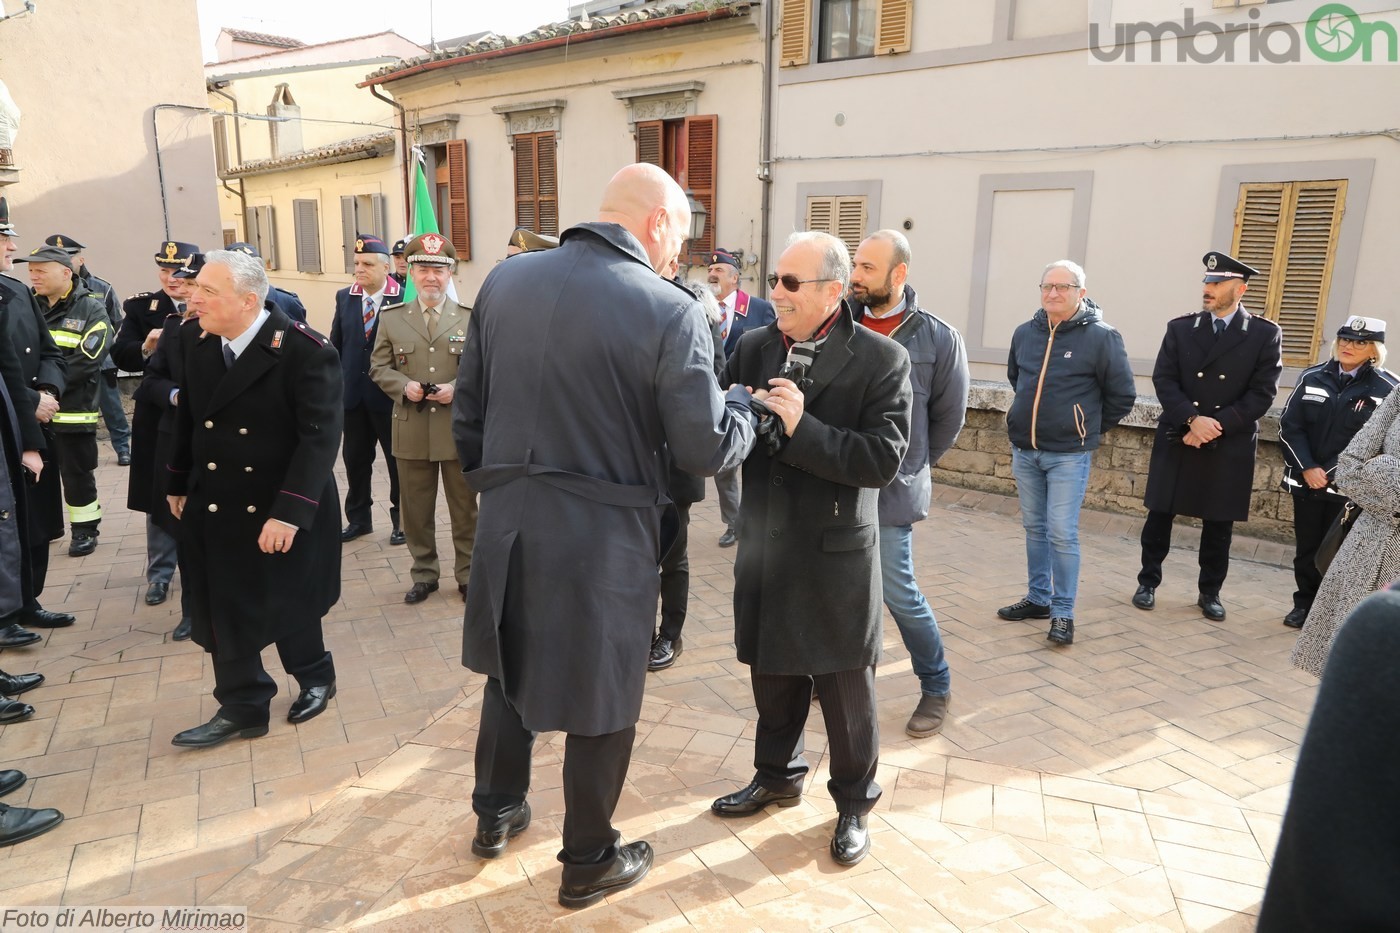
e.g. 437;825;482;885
171;714;269;748
558;841;654;910
0;624;41;648
1198;593;1226;622
0;803;64;847
711;780;803;817
68;532;97;557
471;801;531;859
0;698;34;723
647;635;681;672
20;608;74;628
458;583;469;601
0;770;25;797
172;617;193;641
997;598;1051;621
117;451;131;467
145;582;169;606
718;526;737;548
1132;585;1156;610
340;524;372;542
389;529;407;546
404;581;439;604
0;670;43;695
1284;606;1308;629
831;813;870;866
288;682;336;724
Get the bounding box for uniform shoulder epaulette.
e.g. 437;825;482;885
380;299;406;312
290;320;330;347
179;315;203;333
1173;310;1201;320
0;270;21;283
1378;368;1400;387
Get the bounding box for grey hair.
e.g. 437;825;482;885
357;252;390;269
866;229;911;269
204;249;269;305
1042;259;1086;290
787;231;851;287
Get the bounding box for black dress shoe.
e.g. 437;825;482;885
558;841;654;910
831;813;870;865
458;583;469;600
0;698;34;723
0;670;43;695
340;524;373;542
711;780;803;817
117;451;131;466
718;526;737;548
68;532;97;557
20;608;74;628
997;598;1051;621
171;714;269;748
172;617;193;641
1132;585;1156;610
1284;606;1309;629
288;682;336;724
0;803;64;847
471;801;531;859
0;624;41;648
389;529;406;546
647;634;681;672
0;770;25;797
145;582;169;606
404;581;439;604
1198;593;1226;622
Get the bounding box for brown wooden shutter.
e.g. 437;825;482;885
536;134;559;238
682;115;717;258
835;197;867;255
875;0;913;54
636;121;664;167
514;134;538;234
780;0;811;67
806;196;835;233
1231;179;1347;367
446;139;471;262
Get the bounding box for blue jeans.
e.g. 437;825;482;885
878;524;950;697
1011;447;1093;618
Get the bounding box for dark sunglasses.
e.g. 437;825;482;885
766;273;835;291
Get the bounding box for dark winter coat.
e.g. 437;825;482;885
723;305;912;675
453;222;755;736
167;311;343;659
1279;358;1398;500
130;315;187;529
1144;306;1283;521
1006;299;1136;453
0;272;66;543
330;277;402;413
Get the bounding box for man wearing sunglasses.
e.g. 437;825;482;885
712;231;912;869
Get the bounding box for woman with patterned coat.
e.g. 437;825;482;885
1293;380;1400;677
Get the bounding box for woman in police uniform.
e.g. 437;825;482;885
1278;316;1396;629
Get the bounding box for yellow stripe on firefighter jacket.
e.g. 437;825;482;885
42;281;112;434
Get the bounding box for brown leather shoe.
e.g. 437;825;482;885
404;581;439;604
906;694;949;738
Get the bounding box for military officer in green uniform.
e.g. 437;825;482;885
369;233;478;603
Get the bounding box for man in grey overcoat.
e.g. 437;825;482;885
710;231;912;868
452;164;756;910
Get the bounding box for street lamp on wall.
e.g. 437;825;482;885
685;190;706;243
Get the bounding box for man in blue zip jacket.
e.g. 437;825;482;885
1000;260;1136;646
850;231;968;737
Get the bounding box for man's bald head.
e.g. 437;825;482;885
598;163;692;274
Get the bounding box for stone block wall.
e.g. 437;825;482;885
932;381;1293;543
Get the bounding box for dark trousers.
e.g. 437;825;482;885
341;402;399;528
53;431;100;529
1137;509;1233;595
658;502;690;641
751;665;881;816
472;676;635;881
1291;494;1344;611
212;623;334;726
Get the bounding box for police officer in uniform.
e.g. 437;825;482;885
1278;316;1397;628
369;233;477;603
389;238;408;288
15;246;112;558
1133;251;1283;620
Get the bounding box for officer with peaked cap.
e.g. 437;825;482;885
1277;315;1397;628
369;233;477;603
331;233;403;545
504;228;560;258
1133;251;1283;622
390;238;408;287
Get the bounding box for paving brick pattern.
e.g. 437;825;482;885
0;454;1316;930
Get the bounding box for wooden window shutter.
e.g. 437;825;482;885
636;121;664;167
293;198;321;274
806;195;836;234
682;115;718;258
835;196;868;256
780;0;811;66
340;195;357;274
445;140;471;262
249;205;278;271
212;115;230;175
536;134;559;238
370;194;389;240
1231;179;1347;367
514;135;538;234
874;0;913;55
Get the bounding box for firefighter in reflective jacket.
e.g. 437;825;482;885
15;245;112;556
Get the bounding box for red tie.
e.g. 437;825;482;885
362;296;375;338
